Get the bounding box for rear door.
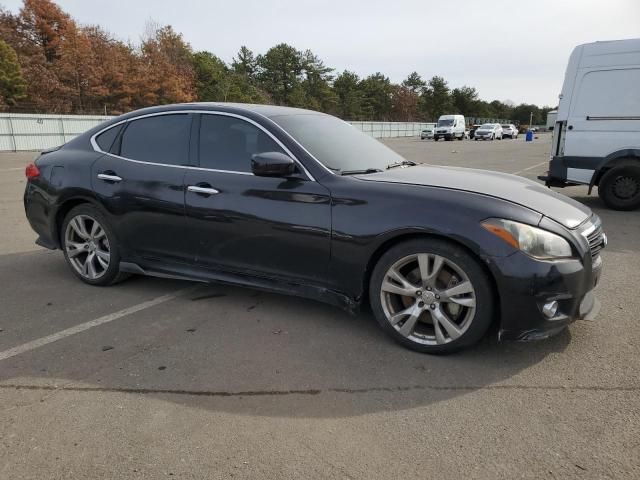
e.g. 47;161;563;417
92;112;193;264
183;112;332;285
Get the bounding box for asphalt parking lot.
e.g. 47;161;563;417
1;135;639;479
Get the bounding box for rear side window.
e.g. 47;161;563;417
95;124;123;153
120;114;191;165
198;114;284;172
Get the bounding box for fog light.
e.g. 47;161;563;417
542;301;559;318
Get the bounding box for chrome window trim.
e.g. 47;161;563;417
89;109;315;181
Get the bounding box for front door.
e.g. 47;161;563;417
183;113;332;286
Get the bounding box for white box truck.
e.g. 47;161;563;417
540;38;640;210
433;114;466;141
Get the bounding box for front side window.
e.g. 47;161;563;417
198;114;284;172
120;114;191;166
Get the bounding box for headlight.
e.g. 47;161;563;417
481;218;573;259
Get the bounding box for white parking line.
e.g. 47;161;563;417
0;288;193;362
512;161;548;176
0;167;25;172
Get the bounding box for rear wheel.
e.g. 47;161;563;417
61;204;129;285
369;239;494;354
598;164;640;210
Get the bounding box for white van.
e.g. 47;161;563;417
541;38;640;210
433;114;466;141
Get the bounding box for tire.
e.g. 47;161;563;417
369;238;494;354
597;164;640;210
61;204;129;286
457;134;463;141
491;134;494;141
434;137;438;142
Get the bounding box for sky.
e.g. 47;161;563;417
2;0;639;106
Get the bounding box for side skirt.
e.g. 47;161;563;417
119;261;360;314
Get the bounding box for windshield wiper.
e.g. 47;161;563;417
340;168;384;176
386;160;416;170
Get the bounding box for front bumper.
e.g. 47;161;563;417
491;250;603;341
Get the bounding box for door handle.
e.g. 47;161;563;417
187;185;220;195
97;173;122;182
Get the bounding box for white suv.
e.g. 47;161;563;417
501;124;518;139
474;123;503;141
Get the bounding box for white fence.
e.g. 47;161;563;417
349;121;435;138
0;114;434;152
0;113;112;151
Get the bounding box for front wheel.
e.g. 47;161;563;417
61;204;129;285
369;239;494;353
598;164;640;210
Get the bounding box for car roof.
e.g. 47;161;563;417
67;102;330;150
115;102;327;120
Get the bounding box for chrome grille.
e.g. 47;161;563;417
582;220;606;259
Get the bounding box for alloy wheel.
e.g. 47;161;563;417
379;253;476;345
64;214;110;280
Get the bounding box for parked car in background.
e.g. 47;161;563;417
541;38;640;210
23;103;605;353
474;123;503;140
433;114;466;141
501;124;518;139
420;123;437;140
469;124;482;139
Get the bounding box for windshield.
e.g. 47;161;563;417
271;113;406;172
479;124;494;129
437;119;454;126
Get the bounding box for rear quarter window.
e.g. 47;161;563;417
95;124;123;153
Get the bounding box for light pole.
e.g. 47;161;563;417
529;111;533;129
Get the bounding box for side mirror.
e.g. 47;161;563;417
251;151;297;177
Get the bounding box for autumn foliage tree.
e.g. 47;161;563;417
0;39;26;108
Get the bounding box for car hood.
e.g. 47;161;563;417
355;165;591;228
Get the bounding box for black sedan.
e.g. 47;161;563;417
23;104;606;353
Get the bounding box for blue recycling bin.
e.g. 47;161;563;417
525;130;534;142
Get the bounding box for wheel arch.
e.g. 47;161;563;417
591;149;640;188
53;194;104;247
361;230;501;326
